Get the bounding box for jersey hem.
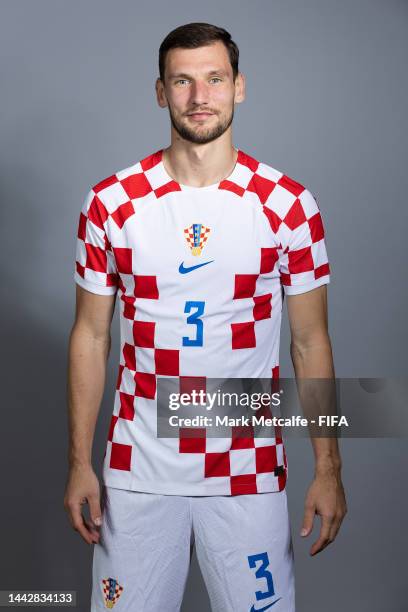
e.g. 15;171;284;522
74;272;117;295
283;276;330;296
102;473;287;496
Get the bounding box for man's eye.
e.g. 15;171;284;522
210;77;222;83
175;79;189;85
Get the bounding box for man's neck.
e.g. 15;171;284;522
162;141;238;188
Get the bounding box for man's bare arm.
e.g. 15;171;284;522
286;284;347;556
64;285;116;545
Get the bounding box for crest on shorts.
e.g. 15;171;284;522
184;223;211;256
102;577;123;609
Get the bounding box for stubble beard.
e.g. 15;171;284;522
168;104;234;145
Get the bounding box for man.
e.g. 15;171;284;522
65;22;347;612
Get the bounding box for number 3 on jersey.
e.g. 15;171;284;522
183;300;205;347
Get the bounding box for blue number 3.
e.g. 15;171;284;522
183;301;205;347
247;551;275;601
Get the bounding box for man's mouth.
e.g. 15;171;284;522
187;112;215;121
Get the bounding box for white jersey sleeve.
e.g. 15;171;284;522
276;187;330;295
74;188;119;295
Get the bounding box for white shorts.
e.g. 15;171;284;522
91;486;295;611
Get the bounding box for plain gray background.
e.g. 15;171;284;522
1;1;407;610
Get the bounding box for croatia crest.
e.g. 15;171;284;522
184;223;211;256
102;577;123;608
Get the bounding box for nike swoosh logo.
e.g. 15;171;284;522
250;598;282;612
179;260;214;274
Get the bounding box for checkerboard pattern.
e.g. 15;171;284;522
177;371;287;495
74;148;330;496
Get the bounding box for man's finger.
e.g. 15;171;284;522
73;515;96;544
300;504;315;537
88;494;103;528
328;512;344;543
310;514;333;556
68;502;95;545
84;518;101;543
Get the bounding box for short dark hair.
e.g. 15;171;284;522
158;22;239;83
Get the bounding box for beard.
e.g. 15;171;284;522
168;104;234;145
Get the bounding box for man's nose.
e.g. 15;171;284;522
189;80;210;106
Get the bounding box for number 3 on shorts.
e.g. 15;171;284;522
182;300;205;347
247;551;275;600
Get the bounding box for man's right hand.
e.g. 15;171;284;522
64;464;102;545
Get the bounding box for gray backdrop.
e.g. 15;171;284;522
1;1;407;610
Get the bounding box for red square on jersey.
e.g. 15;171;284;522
231;425;255;449
179;428;206;453
133;321;155;347
119;392;135;420
85;244;107;273
107;415;118;442
247;173;276;204
256;445;278;473
231;321;256;349
288;246;314;273
134;275;159;299
123;342;136;371
121;172;152;199
179;376;207;396
234;274;258;299
260;247;279;273
110;442;132;471
308;212;325;243
113;247;133;273
231;474;257;495
205;452;231;477
112;201;135;229
134;372;156;399
155;349;179;376
253;294;272;321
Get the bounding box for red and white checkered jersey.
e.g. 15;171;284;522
74;148;331;496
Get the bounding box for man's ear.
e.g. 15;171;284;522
155;77;168;108
234;71;246;104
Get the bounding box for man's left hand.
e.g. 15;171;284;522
300;463;347;556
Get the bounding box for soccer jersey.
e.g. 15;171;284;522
74;148;331;496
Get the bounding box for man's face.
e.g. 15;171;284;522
157;41;244;145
